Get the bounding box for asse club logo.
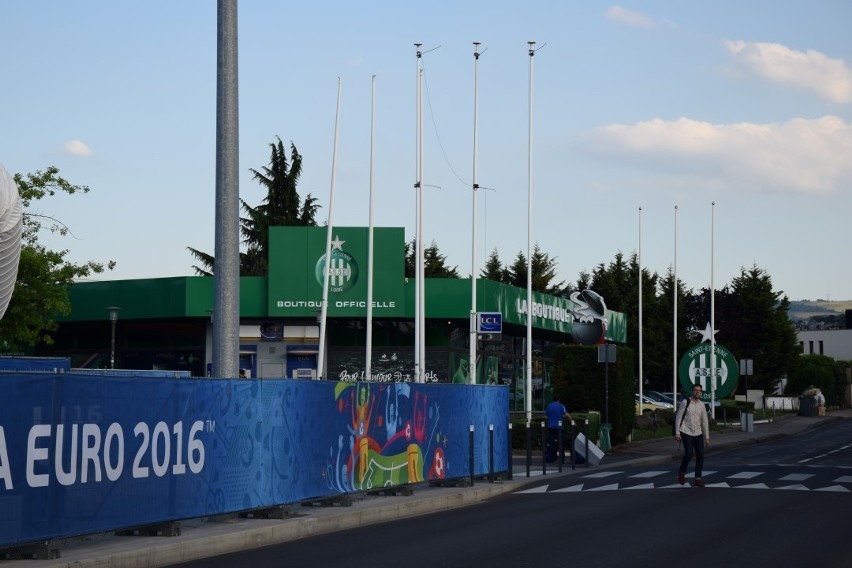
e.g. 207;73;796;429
677;322;739;400
314;235;359;294
678;341;739;401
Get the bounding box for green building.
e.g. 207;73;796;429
39;226;626;412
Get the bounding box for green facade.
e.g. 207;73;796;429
60;226;626;343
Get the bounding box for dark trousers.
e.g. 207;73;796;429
546;427;563;463
679;433;705;479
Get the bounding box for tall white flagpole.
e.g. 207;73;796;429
414;44;422;383
639;206;644;414
710;201;716;418
470;42;481;385
418;64;426;383
365;75;376;382
673;205;678;403
525;41;535;424
318;78;342;380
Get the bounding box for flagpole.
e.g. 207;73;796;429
469;42;481;385
639;206;644;414
318;78;342;380
710;201;716;418
414;44;422;383
525;41;535;424
365;75;376;381
418;63;426;383
673;205;678;405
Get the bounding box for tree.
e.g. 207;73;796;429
0;167;114;350
579;251;672;390
505;244;562;293
480;248;509;283
685;265;798;393
188;136;320;276
404;239;459;278
729;265;799;392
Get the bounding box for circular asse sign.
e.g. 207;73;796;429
678;343;739;401
314;248;359;293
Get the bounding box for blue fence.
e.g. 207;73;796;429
0;374;509;547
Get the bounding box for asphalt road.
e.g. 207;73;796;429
168;421;852;568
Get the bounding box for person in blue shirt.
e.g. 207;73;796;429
545;396;572;463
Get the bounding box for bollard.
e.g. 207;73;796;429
541;421;547;475
584;419;590;469
570;420;576;470
558;420;563;473
525;422;531;478
488;424;494;483
507;422;513;480
469;425;475;487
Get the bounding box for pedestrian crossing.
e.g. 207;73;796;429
513;467;852;494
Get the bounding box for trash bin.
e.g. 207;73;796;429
798;396;817;417
598;423;612;453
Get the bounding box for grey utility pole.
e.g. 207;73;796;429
212;0;240;378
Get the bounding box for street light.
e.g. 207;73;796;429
107;306;121;369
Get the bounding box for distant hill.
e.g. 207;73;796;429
788;300;851;330
788;300;852;320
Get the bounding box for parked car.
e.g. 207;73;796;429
644;390;672;404
635;393;673;415
661;391;687;406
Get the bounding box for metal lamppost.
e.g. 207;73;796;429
107;306;121;369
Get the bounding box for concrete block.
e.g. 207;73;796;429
573;433;605;466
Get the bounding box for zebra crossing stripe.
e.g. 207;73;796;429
776;484;809;490
734;483;770;489
552;484;585;493
779;473;814;481
582;471;622;479
704;482;730;488
623;483;655;490
586;483;619;491
728;471;764;479
833;475;852;483
630;471;668;478
814;485;850;493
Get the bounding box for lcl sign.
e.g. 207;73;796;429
477;312;503;334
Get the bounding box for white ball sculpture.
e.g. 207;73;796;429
0;163;22;320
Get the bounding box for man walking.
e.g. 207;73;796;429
545;395;572;463
675;383;710;487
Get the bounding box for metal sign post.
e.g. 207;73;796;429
739;358;753;393
598;343;616;423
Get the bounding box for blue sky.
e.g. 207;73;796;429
2;1;851;301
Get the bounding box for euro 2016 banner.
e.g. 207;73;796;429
0;374;508;547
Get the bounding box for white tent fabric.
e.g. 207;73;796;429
0;163;22;320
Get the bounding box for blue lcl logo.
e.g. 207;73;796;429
478;312;502;333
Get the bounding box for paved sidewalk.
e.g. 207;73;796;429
6;409;849;568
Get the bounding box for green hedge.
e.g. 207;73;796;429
552;344;634;445
509;412;601;451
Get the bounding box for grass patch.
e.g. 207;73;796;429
630;407;798;443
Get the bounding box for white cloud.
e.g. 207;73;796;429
724;40;852;104
605;6;658;29
63;139;93;156
589;115;852;195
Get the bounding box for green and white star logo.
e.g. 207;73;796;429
678;323;739;399
315;235;359;293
